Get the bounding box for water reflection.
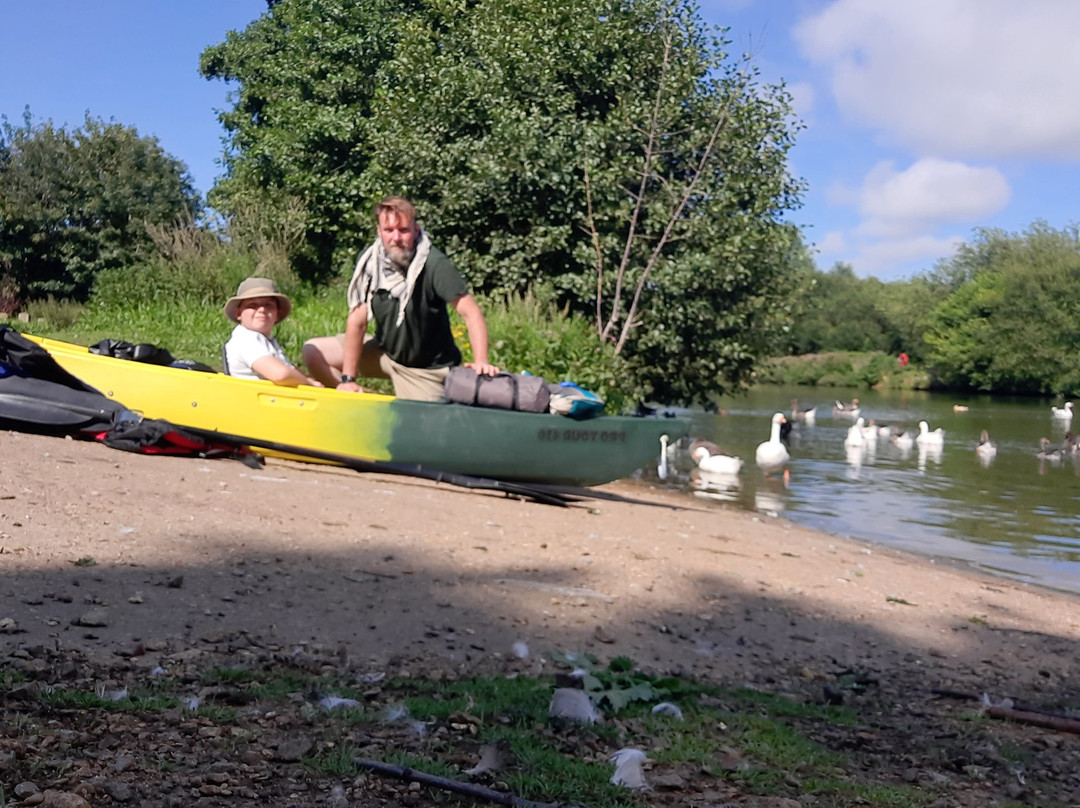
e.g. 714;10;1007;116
646;385;1080;594
690;467;741;504
916;443;943;473
754;478;788;517
844;444;866;479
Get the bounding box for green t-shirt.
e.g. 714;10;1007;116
369;247;468;369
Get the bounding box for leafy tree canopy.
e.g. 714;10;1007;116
784;260;949;363
924;222;1080;394
0;110;199;301
202;0;805;404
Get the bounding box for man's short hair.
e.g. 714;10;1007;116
374;196;417;227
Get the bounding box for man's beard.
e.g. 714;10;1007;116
385;244;416;271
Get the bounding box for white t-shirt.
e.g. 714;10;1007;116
224;324;294;380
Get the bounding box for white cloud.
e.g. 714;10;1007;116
815;230;846;255
856;158;1010;238
793;0;1080;160
849;234;965;278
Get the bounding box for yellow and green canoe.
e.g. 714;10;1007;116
24;334;688;487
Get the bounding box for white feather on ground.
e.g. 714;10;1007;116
319;694;361;710
651;702;684;720
610;747;650;789
548;688;600;724
464;741;512;776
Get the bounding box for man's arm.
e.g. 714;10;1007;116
338;304;369;391
452;294;499;376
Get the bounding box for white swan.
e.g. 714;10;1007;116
915;421;945;447
756;412;790;476
844;417;866;448
1052;401;1074;420
975;430;997;463
691;440;743;475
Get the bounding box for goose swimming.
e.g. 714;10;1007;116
844;417;866;448
690;439;743;476
791;399;817;424
1037;437;1065;462
1052;401;1074;420
756;412;790;477
890;427;914;451
975;430;996;463
833;398;860;419
915;421;945;447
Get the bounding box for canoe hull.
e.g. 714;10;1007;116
26;335;688;486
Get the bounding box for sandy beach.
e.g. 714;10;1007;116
3;427;1078;696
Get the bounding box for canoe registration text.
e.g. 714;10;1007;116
537;428;627;442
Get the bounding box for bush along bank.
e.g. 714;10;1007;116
757;351;932;390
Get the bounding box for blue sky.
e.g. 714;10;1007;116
4;1;1080;281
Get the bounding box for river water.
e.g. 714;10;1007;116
641;385;1080;595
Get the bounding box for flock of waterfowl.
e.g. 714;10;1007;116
685;396;1080;482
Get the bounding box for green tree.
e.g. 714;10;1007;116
199;0;407;280
203;0;804;404
0;111;199;301
787;263;898;354
924;223;1080;394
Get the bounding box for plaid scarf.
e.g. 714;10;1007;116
346;230;432;326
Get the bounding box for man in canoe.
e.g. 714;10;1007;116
302;196;500;401
222;277;324;387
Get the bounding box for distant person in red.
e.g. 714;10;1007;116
897;352;909;367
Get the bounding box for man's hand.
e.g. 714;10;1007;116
336;381;364;393
463;361;500;376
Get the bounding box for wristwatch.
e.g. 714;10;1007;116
340;374;357;383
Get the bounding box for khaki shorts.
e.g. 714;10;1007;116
335;333;449;402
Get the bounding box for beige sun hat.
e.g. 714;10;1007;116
223;277;292;323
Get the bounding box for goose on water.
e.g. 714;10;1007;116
844;417;866;448
833;398;861;418
862;418;886;441
690;439;743;476
915;421;945;447
975;430;997;462
1038;437;1065;462
756;412;790;477
790;399;817;424
890;427;914;451
1052;401;1074;420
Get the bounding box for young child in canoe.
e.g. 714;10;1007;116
222;277;323;387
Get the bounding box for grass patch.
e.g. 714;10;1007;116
4;654;1045;807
